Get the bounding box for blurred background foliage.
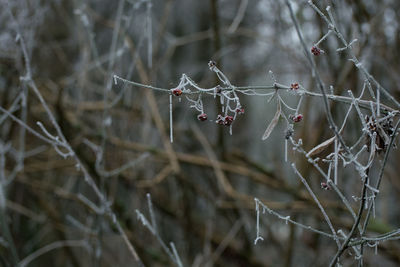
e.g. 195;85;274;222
1;0;400;266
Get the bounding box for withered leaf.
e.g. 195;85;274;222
306;136;336;157
262;100;281;141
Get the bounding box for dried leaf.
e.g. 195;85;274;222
262;101;281;141
306;136;336;157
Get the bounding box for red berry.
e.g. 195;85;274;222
292;114;303;123
311;46;321;56
171;88;182;96
224;115;234;126
236;107;245;114
321;182;331;190
290;83;299;90
197;113;207;121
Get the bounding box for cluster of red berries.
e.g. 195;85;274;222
173;61;249;130
289;114;303;123
290;83;299;90
311;46;322;56
197;106;244;125
215;114;234;126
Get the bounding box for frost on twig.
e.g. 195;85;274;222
250;2;400;265
136;193;183;267
254;198;342;245
114;61;308;143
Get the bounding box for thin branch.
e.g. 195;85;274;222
291;164;340;248
19;240;89;267
329;171;370;266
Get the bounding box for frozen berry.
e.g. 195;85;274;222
321;182;331;190
197;113;207;121
311;46;322;56
290;83;299;90
291;114;303;123
236;107;245;114
171;88;182;96
224;116;234;126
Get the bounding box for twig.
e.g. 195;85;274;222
254;198;342;241
285;0;352;158
329;170;370;266
291;164;340;248
19;240;89;267
6;4;145;264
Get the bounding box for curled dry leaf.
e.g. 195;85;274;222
262;100;281;141
306;136;336;157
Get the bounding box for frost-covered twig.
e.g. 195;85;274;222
254;198;342;243
291;164;340;248
360;118;400;247
308;1;400;109
290;138;358;223
285;0;351;158
4;3;145;264
329;170;370;266
136;193;183;267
